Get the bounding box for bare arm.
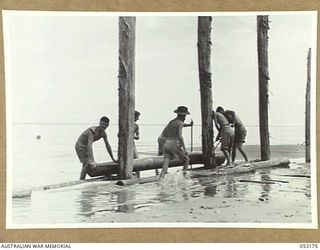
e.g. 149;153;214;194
134;124;140;140
103;135;117;162
183;119;193;127
213;116;221;141
87;133;95;161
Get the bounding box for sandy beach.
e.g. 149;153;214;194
76;144;313;226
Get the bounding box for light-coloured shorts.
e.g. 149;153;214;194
163;139;189;163
75;142;90;165
235;128;247;143
220;125;234;150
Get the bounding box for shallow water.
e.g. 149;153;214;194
8;124;311;227
10;159;311;227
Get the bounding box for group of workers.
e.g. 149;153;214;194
75;106;248;180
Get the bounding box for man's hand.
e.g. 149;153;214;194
89;159;97;169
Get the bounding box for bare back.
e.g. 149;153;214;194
161;118;183;139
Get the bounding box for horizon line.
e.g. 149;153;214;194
12;122;305;128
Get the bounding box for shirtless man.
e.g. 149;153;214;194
133;111;140;159
75;116;117;180
223;109;249;164
213;107;234;167
159;106;190;180
133;111;141;178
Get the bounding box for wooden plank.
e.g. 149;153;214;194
12;189;32;198
239;180;275;184
252;158;290;169
116;176;159;186
42;176;108;190
190;158;290;178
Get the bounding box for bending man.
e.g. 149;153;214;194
223;110;249;163
213;108;234;167
75;116;117;180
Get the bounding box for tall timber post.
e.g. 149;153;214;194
118;17;136;179
197;16;215;168
305;48;311;163
257;15;270;161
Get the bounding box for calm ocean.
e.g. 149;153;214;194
10;123;304;190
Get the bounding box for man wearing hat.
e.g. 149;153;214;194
158;106;190;180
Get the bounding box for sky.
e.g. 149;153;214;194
3;11;317;128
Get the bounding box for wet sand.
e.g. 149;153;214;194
82;144;313;226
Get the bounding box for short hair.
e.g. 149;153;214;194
100;116;110;123
216;106;224;113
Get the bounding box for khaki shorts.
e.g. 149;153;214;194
75;143;90;165
220;125;234;150
235;129;247;143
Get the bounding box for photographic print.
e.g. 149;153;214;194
3;11;317;229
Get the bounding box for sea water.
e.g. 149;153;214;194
8;123;309;226
10;123;304;189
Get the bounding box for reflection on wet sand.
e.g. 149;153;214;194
224;176;237;198
77;185;136;215
113;189;135;213
259;170;272;199
204;185;217;197
75;164;307;220
12;196;32;213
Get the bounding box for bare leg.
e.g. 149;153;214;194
237;143;248;162
159;158;170;180
221;148;231;166
135;171;141;178
155;168;160;175
182;155;190;171
182;155;190;177
79;164;87;180
231;144;237;164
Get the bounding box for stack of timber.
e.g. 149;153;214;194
12;189;32;198
87;151;225;178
